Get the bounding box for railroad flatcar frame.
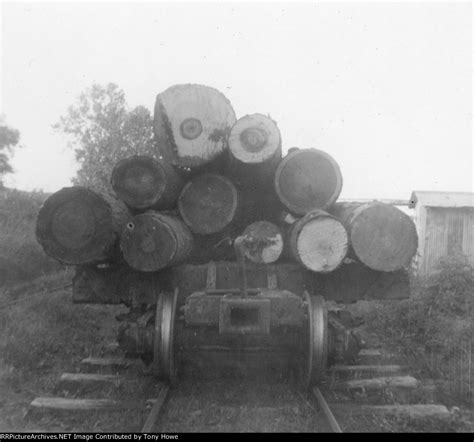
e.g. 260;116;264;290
72;249;410;385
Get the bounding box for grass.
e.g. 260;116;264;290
0;271;138;431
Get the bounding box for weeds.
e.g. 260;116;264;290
365;255;473;406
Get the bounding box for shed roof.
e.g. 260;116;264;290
409;191;474;209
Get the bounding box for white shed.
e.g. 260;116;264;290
409;191;474;276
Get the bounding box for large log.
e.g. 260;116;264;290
153;84;236;169
240;221;284;264
111;155;183;211
120;212;193;272
178;173;241;235
36;186;130;265
227;114;282;189
287;209;349;273
331;202;418;272
274;148;343;215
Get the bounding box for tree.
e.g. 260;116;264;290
54;83;156;192
0;120;20;188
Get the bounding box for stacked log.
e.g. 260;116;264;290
178;173;241;235
111;155;183;211
227;114;282;190
240;221;284;264
120;212;193;272
274;148;342;215
154;84;236;170
331;202;418;272
36;83;419;298
36;186;130;265
227;114;283;224
287;210;349;273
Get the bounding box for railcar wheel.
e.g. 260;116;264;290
153;289;178;381
303;292;328;387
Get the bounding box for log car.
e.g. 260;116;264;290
72;250;410;386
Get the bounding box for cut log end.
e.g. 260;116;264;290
36;187;124;265
229;114;281;164
275;148;342;215
111;156;182;210
241;221;284;264
350;203;418;272
178;174;240;235
111;157;165;209
154;84;236;168
289;210;349;273
121;212;193;272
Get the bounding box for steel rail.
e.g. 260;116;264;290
311;386;342;433
141;383;170;432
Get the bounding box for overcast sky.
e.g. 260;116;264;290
1;2;472;199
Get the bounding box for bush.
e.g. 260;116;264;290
0;189;61;285
366;255;473;404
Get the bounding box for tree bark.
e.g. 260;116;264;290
331;202;418;272
36;186;130;265
111;155;183;211
120;211;193;272
178;173;241;235
287;209;349;273
153;84;236;170
274;148;343;215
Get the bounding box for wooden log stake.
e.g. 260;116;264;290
36;186;130;265
178;173;241;235
153;84;236;169
274;148;343;215
331;202;418;272
120;212;193;272
111;155;183;211
287;210;349;273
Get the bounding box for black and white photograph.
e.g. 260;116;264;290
0;0;472;434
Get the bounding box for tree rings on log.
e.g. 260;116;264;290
288;210;349;273
36;186;130;265
228;114;281;165
111;155;183;211
274;148;343;215
153;84;236;169
178;174;240;235
120;212;193;272
241;221;284;264
333;202;418;272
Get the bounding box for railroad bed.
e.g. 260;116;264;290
26;345;453;432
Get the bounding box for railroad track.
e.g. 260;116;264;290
26;346;452;433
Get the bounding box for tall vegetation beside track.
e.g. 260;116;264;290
365;255;473;406
0;189;62;286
